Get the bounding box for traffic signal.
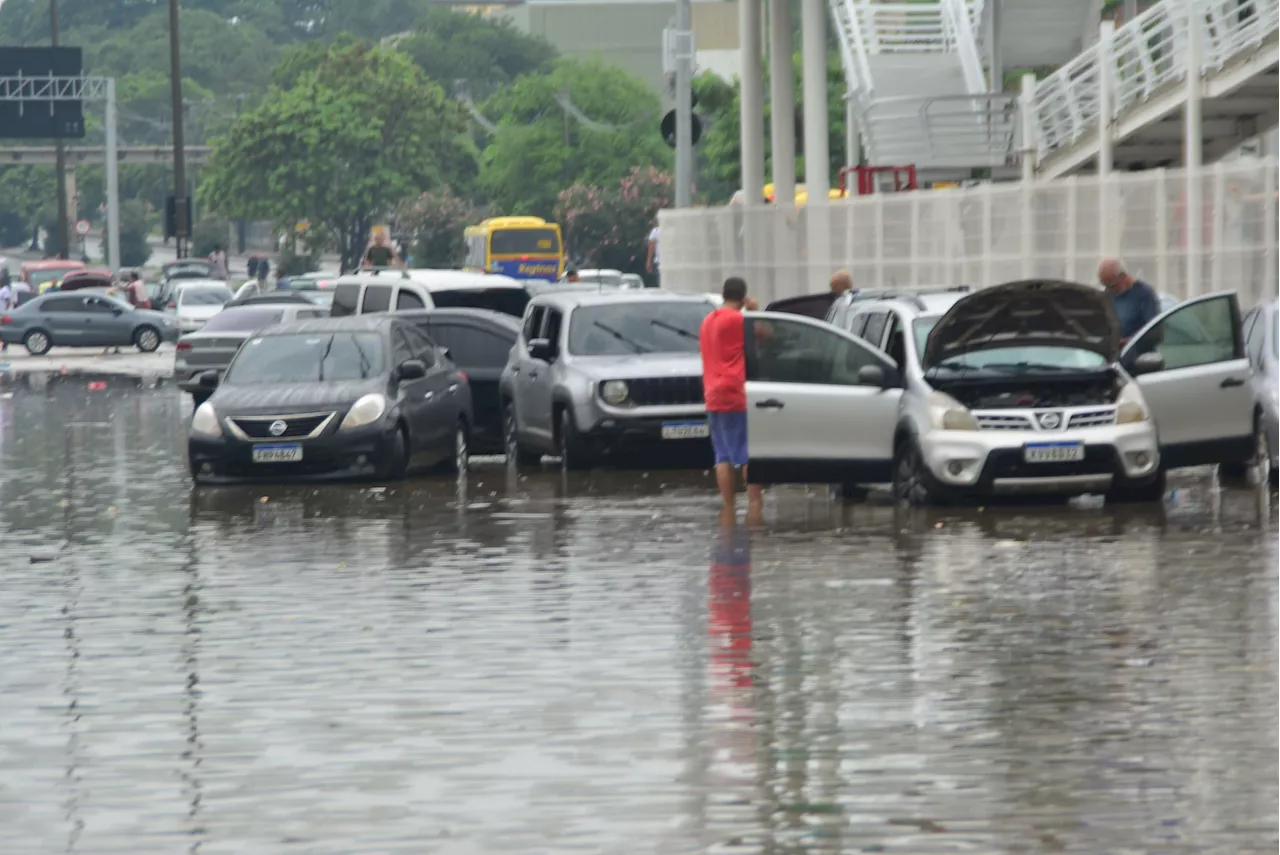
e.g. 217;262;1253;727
661;110;702;148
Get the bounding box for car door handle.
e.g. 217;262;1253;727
1220;377;1245;388
424;391;434;402
448;383;459;394
755;399;785;410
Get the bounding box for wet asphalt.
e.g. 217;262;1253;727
0;384;1275;855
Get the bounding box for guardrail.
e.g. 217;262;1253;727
1031;0;1280;159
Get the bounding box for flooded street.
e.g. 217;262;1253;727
0;385;1276;855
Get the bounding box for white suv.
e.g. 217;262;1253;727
743;281;1258;504
329;270;533;319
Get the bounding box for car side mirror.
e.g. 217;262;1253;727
1130;351;1164;376
858;364;887;387
112;307;123;316
397;359;427;381
528;338;553;362
198;369;219;389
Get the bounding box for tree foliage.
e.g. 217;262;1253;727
556;166;670;275
395;189;478;269
199;42;473;271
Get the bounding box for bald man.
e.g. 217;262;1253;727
830;270;854;294
1098;257;1159;345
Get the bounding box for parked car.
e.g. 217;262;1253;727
398;308;522;454
330;270;533;320
167;280;234;333
1235;298;1278;484
280;272;337;292
0;291;179;355
56;269;116;293
796;281;1258;503
767;291;840;320
157;259;219;307
225;292;318;309
303;290;335;311
187;315;473;484
22;260;86;294
500;290;718;469
176;302;331;406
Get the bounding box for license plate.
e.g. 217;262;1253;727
661;421;710;440
252;443;303;463
1023;441;1084;463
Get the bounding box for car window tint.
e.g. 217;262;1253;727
396;289;426;311
849;312;870;338
1131;295;1239;371
429;288;530;318
860;312;888;347
1243;308;1263;367
392;328;416;366
82;296;116;314
430;323;514;369
332;284;360;317
400;324;437;366
543;310;563;357
41;296;82;312
362;285;393;314
747;318;881;386
523;306;546;342
884;313;907;366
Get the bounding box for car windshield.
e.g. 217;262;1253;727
226;333;385;384
568;301;713;355
179;286;232;306
201;307;286;333
28;266;82;286
913;317;1107;372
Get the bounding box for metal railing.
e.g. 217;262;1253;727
1031;0;1280;159
860;94;1020;167
941;0;989;93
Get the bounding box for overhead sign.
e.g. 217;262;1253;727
74;219;90;236
0;47;85;140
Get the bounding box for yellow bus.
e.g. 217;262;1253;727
463;216;565;281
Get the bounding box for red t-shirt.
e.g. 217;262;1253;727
699;307;746;412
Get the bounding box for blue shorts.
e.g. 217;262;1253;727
708;410;748;467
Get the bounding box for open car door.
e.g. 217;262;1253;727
1120;292;1254;469
744;312;902;486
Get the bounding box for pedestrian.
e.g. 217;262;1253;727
1098;257;1160;346
127;271;152;310
699;276;764;521
11;275;32;307
247;256;261;281
208;244;228;280
830;270;854;294
0;269;12;352
564;265;581;283
645;218;661;286
362;230;402;270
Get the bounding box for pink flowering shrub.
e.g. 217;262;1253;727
395;188;479;268
556;167;671;274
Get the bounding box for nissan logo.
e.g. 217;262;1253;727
1038;412;1062;430
268;420;288;436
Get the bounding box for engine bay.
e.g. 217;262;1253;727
933;371;1123;410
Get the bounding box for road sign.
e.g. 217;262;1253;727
74;219;90;236
0;47;86;139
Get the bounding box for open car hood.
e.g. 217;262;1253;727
921;280;1120;370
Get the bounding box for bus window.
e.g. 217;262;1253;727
491;229;561;256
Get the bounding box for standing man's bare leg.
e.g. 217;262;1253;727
743;466;763;525
715;462;737;508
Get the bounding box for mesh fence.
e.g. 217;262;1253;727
660;160;1278;308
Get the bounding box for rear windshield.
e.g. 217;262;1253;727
490;229;561;256
430;288;530;319
227;333;385;384
201;307;285;332
568;301;713;356
179;286;232;305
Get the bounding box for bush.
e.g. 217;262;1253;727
556;166;670;274
119;200;152;267
396;188;477;269
192;216;230;258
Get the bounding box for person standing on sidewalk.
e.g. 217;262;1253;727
700;276;763;520
645;219;661;287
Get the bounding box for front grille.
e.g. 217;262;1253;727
1068;408;1117;429
975;413;1033;431
230;413;333;439
619;377;704;407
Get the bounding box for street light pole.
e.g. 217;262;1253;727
50;0;70;260
168;0;188;258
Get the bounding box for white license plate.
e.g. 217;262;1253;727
661;421;710;440
1023;441;1084;463
252;443;303;463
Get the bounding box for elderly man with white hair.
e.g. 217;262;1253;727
1098;257;1160;346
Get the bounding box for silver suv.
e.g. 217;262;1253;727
743;281;1258;504
500;290;718;469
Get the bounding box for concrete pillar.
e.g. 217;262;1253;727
739;0;765;205
1184;0;1204;294
768;0;796;204
801;0;829;292
986;0;1002;93
1019;73;1037;183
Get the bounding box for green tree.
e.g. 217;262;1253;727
395;6;556;98
119;199;152;267
478;58;671;218
395;189;477;269
199;42;475;272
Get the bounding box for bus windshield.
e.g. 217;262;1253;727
490;228;560;256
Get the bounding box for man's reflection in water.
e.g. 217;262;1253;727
708;521;756;775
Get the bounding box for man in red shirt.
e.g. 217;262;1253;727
700;277;763;517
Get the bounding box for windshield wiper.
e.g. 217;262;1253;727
317;335;335;382
650;318;697;340
593;320;650;354
351;336;373;378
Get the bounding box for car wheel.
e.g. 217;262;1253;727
892;439;942;506
23;329;51;356
380;425;409;481
134;325;161;353
444;420;469;475
558;408;590;471
504;402;540;467
1106;468;1167;504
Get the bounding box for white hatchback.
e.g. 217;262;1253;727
170;280;234;333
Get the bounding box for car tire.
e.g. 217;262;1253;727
504;402;540;467
23;329;51;356
134;325;161;353
1106;468;1167;504
381;425;409;481
444;419;469;475
558;407;591;471
892;438;945;506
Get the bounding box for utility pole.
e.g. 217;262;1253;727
50;0;70;260
168;0;188;258
673;0;694;208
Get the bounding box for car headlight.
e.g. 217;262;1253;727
340;393;388;430
928;391;978;431
191;402;222;437
601;380;630;406
1115;380;1150;424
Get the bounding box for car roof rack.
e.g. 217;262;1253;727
851;285;969;311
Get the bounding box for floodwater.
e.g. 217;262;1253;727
0;384;1276;855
